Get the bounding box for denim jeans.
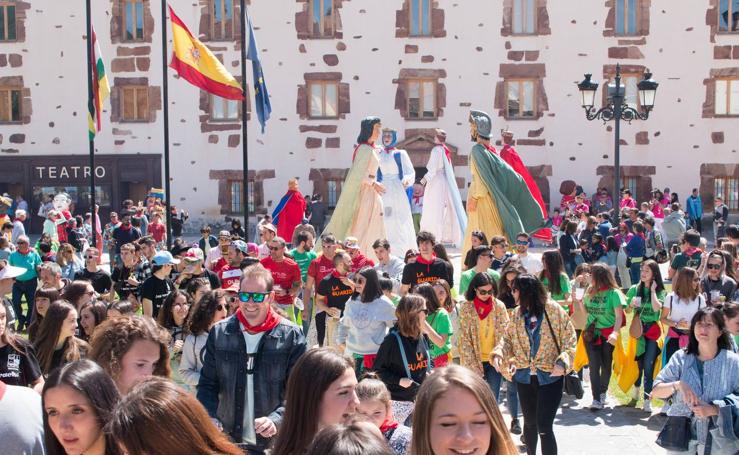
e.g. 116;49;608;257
483;363;519;418
628;261;642;286
634;337;660;397
12;278;37;330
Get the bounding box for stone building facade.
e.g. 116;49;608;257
0;0;737;232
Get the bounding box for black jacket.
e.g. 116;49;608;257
374;328;431;402
197;315;306;449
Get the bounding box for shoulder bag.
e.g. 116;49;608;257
392;330;432;386
543;308;584;399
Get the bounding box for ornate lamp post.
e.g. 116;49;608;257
576;63;658;210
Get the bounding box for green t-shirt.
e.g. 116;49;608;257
459;268;501;297
670;251;702;272
625;285;666;324
426;308;453;358
541;273;571;302
585;288;626;329
289;249;317;282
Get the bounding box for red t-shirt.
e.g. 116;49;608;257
148;222;166;242
308;255;335;284
351;253;375;273
218;264;242;291
261;256;301;305
211;257;227;275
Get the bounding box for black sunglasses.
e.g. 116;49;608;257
476;288;493;296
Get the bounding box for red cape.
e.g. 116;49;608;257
500;145;552;242
275;190;306;241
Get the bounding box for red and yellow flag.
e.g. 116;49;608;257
168;6;243;100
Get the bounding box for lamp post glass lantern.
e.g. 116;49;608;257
575;63;658;210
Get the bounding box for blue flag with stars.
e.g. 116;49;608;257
246;9;271;133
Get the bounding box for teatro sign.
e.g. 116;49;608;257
34;165;107;180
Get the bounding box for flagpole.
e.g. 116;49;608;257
85;0;97;248
240;0;250;237
161;0;172;249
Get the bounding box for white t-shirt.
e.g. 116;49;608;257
663;292;705;325
518;254;543;275
241;331;265;444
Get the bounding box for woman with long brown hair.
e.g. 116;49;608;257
374;294;433;425
156;289;191;386
42;360;121;455
272;348;359;455
410;364;517;455
79;301;107;342
60;280;95;312
431;279;460;363
661;266;706;365
538;251;571;311
107;376;242;455
89;315;171;393
27;287;60;342
56;243;82;281
573;263;625;410
413;283;452;368
0;301;44;391
34;300;90;377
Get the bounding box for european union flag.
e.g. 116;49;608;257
246;9;271;133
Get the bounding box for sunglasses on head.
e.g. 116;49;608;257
476;288;493;296
238;291;269;303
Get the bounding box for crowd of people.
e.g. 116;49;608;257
1;185;739;455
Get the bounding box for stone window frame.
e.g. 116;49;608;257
395;0;446;38
713;77;739;116
405;78;438;120
702;67;739;118
601;64;645;109
714;175;739;211
0;1;17;41
393;69;446;120
307;80;340;119
309;168;349;209
297;72;350;120
596;165;654;203
110;77;161;123
408;0;432;37
494;64;548;120
511;0;537;36
0;76;30;124
119;85;149;122
311;0;335;38
699;163;739;212
0;1;28;43
208;0;240;42
295;0;345;40
210;169;272;215
613;0;640;36
111;0;154;45
0;85;22;123
603;0;650;38
199;84;249;132
121;0;146;42
504;79;538;120
210;94;241;122
501;0;550;37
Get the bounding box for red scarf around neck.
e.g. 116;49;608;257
380;418;399;433
441;144;452;163
483;144;498;155
473;296;493;320
684;246;702;256
236;306;280;333
415;253;436;265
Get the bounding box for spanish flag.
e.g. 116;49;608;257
168;6;243;100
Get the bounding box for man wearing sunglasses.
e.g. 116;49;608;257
514;232;542;275
198;264;306;453
72;247;112;296
260;237;301;324
700;250;737;305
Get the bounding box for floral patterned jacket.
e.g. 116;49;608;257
458;298;509;377
492;301;576;382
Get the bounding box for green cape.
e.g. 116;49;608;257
470;143;545;240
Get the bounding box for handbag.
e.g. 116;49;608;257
655;416;691;451
628;310;643;339
543;309;584;399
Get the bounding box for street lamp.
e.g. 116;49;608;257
576;63;658;210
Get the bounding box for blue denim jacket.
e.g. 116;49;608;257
197;315;306;448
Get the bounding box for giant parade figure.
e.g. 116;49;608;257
463;110;547;253
499;128;553;244
419;129;467;247
272;178;307;243
318;116;386;257
377;128;417;256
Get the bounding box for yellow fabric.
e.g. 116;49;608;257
170;9;241;91
574;334;588;371
478;316;496;362
616;336;640;393
463;158;506;253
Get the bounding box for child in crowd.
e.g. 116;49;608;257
356;373;412;455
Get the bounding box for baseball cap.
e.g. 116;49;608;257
261;223;277;234
183;248;205;262
218;230;231;238
152;251;181;266
344;237;360;250
232;240;248;254
0;261;27;280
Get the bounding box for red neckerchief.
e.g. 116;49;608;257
331;270;346;279
236;306;280;334
413;194;422;205
383;146;396;154
118;223;132;232
380;418;399;433
483;144;498;155
352;141;373;162
473;296;493;320
684;247;701;256
441;144;452;163
416;253;436;265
